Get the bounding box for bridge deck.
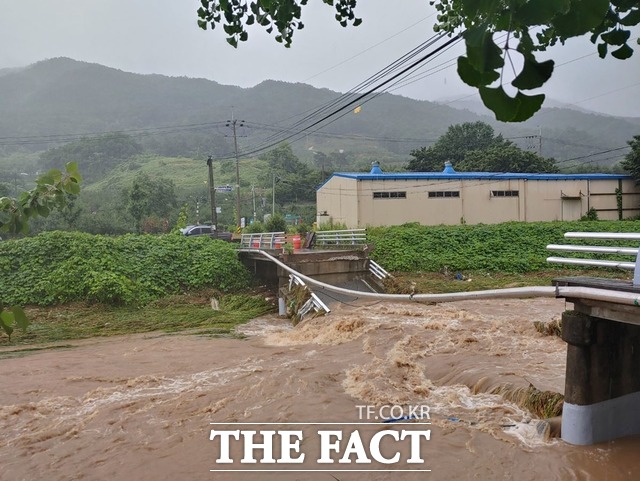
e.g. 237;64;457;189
552;276;640;294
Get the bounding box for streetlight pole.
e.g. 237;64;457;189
207;156;218;236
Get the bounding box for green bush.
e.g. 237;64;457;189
0;231;250;306
266;213;287;232
368;221;640;274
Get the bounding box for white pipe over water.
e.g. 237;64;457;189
249;249;640;307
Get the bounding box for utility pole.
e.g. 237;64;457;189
539;126;543;157
226;116;244;230
252;185;257;224
206;156;218;236
272;173;276;217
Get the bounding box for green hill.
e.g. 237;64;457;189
1;57;636;169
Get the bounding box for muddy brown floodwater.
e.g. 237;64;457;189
1;298;639;481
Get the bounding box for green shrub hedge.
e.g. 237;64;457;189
368;221;640;273
0;231;250;306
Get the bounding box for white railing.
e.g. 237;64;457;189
240;232;286;249
368;259;392;280
288;274;330;320
547;232;640;286
314;228;366;247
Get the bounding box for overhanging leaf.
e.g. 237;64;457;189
512;57;554;90
552;0;609;37
457;56;500;87
597;42;608;58
479;86;545;122
514;0;571;26
601;28;631;46
511;91;546;121
464;26;504;73
620;9;640;26
611;43;634;59
460;0;485;18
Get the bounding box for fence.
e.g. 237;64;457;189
240;232;286;249
314;228;367;247
547;232;640;286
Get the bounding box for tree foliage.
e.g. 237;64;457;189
0;162;82;339
124;172;178;233
620;134;640;181
407;122;557;173
196;0;639;121
408;122;509;171
460;144;558;173
259;143;320;204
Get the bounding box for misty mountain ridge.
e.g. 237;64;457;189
0;57;637;169
438;96;607;118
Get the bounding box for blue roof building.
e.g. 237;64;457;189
316;162;640;227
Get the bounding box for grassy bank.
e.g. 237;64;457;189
0;290;275;349
383;268;631;295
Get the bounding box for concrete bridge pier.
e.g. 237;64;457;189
561;309;640;445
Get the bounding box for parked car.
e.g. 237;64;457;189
180;225;233;241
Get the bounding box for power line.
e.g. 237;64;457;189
215;33;463;160
230;33;454;158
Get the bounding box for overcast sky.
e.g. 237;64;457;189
1;0;639;118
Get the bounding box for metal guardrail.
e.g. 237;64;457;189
314;228;366;247
547;232;640;286
289;274;330;320
368;259;392;280
240;232;286;249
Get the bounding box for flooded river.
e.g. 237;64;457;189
1;298;639;480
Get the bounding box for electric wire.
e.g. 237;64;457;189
218;33;463;160
226;33;454;158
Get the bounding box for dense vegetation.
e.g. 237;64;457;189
407;122;557;173
0;163;83;338
368;221;640;274
0;231;250;306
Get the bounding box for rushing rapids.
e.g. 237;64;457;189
1;298;639;480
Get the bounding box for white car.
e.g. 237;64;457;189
180;225;233;241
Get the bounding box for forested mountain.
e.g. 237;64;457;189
1;57;637;235
1;57;637;168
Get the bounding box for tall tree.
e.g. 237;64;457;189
125;173;177;233
407;122;509;171
196;0;639;121
408;121;557;172
620;135;640;181
260;143;320;204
